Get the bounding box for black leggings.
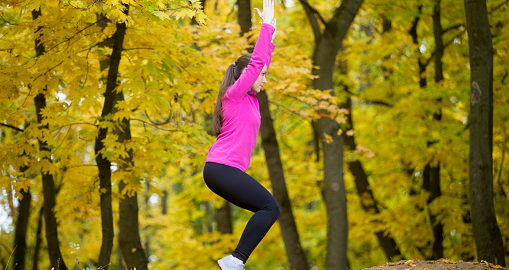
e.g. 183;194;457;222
203;162;280;263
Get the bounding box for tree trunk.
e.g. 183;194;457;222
13;187;31;270
341;14;402;261
12;123;32;270
161;189;168;215
426;0;444;260
409;5;427;89
95;30;115;270
94;11;118;270
298;0;364;268
143;181;151;261
101;5;148;269
237;0;252;35
409;5;445;259
258;91;310;270
117;115;148;269
32;8;67;270
344;97;402;260
317;115;347;270
314;36;348;268
464;0;505;265
32;206;43;270
216;202;233;233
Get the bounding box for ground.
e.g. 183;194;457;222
363;259;508;270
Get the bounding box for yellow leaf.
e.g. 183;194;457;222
323;133;333;144
439;258;457;264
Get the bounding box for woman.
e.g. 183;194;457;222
202;0;279;269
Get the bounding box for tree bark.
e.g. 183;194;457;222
12;122;32;270
409;5;427;89
258;91;310;270
13;187;31;270
32;206;43;270
298;0;364;268
344;97;402;260
101;5;148;269
464;0;505;265
341;17;402;260
31;8;67;270
426;0;444;259
94;11;118;270
318;117;347;270
143;181;151;261
237;0;252;35
161;189;169;215
117;103;149;269
216;202;233;233
408;5;444;259
95;29;115;270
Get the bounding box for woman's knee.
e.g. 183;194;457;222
274;203;281;221
261;197;280;221
269;199;281;222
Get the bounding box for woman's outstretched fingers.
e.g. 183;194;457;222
254;7;262;20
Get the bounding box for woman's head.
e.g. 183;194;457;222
211;54;268;136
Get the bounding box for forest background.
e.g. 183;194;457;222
0;0;507;269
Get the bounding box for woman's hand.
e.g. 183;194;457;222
254;0;275;26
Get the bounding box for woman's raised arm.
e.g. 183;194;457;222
224;0;276;100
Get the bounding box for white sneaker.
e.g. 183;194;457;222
217;255;245;270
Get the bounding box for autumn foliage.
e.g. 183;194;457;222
0;0;508;269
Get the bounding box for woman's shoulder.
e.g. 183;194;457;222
222;85;247;102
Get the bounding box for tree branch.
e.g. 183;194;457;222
130;118;182;132
443;23;463;33
299;0;326;25
267;98;308;119
339;84;392;107
422;1;502;69
297;0;323;43
44;18;107;53
0;123;24;132
362;99;392;107
491;0;509;13
423;28;466;69
157;0;203;11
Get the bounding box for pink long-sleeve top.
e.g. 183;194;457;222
205;23;276;172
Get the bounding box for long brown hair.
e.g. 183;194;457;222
211;53;252;136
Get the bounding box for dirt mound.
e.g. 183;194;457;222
363;259;507;270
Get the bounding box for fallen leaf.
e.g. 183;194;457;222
439;258;457;264
404;260;416;267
